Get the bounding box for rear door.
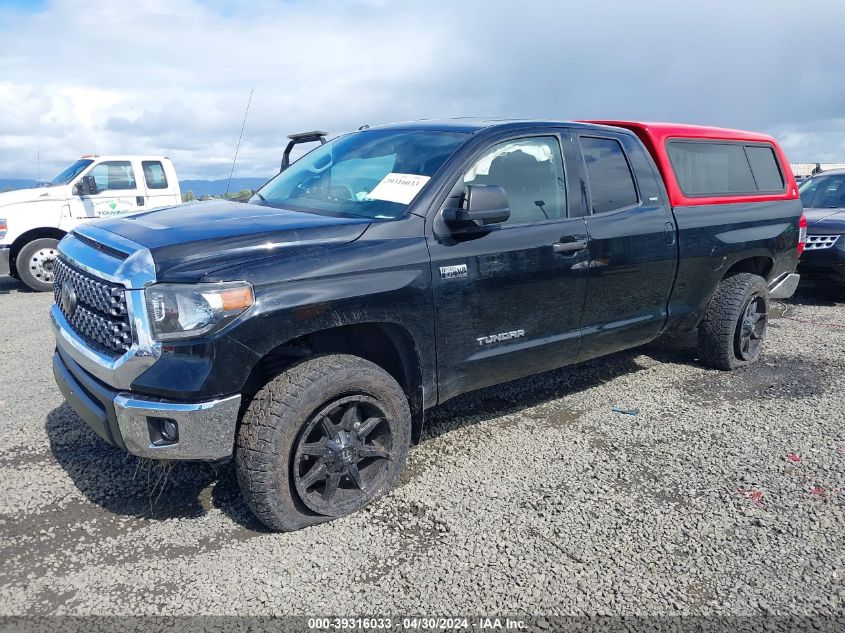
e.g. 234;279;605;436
575;131;677;362
428;130;590;402
140;159;178;209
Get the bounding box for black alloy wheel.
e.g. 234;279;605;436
235;354;411;531
698;272;770;370
293;395;394;516
736;294;767;361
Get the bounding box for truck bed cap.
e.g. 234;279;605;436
587;121;776;144
583;120;798;207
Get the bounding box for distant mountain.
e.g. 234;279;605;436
0;177;271;196
0;179;38;192
179;177;269;197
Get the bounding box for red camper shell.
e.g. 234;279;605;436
584;121;799;207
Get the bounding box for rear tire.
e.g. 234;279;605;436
235;354;411;532
698;272;769;370
17;238;60;292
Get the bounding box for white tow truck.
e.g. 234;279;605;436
0;155;181;291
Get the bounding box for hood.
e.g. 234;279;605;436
804;207;845;233
0;185;70;208
90;199;371;280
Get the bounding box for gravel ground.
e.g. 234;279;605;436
0;276;843;619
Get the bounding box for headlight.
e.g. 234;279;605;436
0;218;7;240
144;282;254;341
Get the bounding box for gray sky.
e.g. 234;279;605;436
1;0;843;180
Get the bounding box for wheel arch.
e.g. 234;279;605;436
242;321;426;442
9;227;67;276
722;255;774;283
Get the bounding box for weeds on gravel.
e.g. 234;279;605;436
132;458;175;514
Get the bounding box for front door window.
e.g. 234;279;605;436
462;137;567;224
89;161;137;192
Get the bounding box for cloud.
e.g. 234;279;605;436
1;0;844;179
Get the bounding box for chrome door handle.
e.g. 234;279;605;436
553;239;587;253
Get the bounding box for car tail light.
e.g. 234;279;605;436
797;213;808;256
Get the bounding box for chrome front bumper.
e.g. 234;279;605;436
114;393;241;460
54;346;240;461
769;272;800;299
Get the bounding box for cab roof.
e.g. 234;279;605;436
367;118;607;134
79;155;172;162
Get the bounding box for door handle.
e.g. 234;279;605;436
136;196;145;206
553;239;587;254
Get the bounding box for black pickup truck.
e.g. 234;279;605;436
51;119;804;531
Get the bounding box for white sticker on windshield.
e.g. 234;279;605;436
367;173;431;205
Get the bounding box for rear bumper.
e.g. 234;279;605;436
768;272;800;299
53;347;241;461
0;247;9;276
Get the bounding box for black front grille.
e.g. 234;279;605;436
54;258;132;356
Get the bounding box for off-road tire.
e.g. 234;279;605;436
235;354;411;532
698;272;769;370
17;238;60;292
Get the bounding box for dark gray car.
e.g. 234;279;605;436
798;169;845;284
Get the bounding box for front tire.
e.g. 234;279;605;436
235;354;411;532
17;238;60;292
698;272;770;370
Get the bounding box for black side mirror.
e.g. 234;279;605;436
442;184;510;230
75;175;98;196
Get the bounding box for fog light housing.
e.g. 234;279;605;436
162;419;178;441
148;417;179;446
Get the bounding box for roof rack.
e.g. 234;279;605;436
281;130;327;172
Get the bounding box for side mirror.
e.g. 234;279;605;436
442;184;510;230
75;175;98;196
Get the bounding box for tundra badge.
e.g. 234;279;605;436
440;264;468;279
477;329;525;346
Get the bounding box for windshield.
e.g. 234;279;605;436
250;129;469;219
49;159;94;186
799;173;845;208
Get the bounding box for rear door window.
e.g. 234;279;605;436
579;136;639;214
667;140;785;196
142;161;169;190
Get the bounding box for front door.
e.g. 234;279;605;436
428;132;590;403
69;160;145;220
